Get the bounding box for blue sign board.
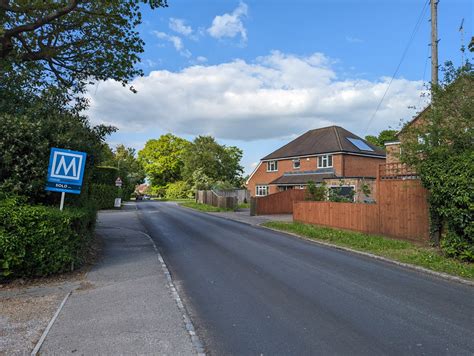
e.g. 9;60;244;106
45;148;87;195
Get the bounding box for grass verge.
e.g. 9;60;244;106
180;201;234;212
262;221;474;281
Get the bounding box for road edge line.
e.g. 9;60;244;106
31;291;72;356
260;225;474;287
132;226;206;355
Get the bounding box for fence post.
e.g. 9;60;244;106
250;197;257;216
376;164;382;234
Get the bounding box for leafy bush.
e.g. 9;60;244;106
92;166;118;185
90;183;117;209
165;181;193;199
0;197;97;279
305;181;327;201
441;232;474;262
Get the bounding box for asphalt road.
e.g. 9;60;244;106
136;201;474;355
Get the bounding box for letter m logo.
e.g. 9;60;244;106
50;151;83;180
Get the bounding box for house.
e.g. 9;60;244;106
385;106;429;164
246;126;386;201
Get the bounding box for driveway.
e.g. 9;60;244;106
206;207;292;226
137;201;474;355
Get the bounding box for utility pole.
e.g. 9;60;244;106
430;0;438;85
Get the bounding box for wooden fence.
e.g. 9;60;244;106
196;190;237;210
294;170;430;242
253;189;306;215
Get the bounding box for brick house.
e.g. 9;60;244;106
385;107;429;163
246;126;386;201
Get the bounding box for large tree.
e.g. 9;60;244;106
0;0;167;91
365;129;398;148
182;136;243;187
138;134;190;188
401;62;473;260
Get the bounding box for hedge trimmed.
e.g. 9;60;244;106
90;183;117;210
0;197;97;279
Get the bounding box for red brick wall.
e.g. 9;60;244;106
342;155;384;177
385;143;401;163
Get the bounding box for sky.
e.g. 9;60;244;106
85;0;473;175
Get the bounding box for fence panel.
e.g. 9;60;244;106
294;202;379;234
294;178;429;242
256;189;306;215
378;179;429;241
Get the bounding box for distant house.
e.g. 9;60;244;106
246;126;385;201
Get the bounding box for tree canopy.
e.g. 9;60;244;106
365;130;398;148
182;135;244;187
401;62;473;261
138;134;190;188
1;0;167;91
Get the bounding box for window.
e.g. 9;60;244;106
267;160;278;172
347;138;374;152
293;159;301;170
318;154;333;168
256;185;269;196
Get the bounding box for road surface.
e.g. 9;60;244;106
136;201;474;355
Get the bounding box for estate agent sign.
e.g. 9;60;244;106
45;148;87;210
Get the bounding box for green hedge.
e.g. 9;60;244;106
90;183;117;210
0;197;97;279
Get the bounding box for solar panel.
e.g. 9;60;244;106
347;138;374;151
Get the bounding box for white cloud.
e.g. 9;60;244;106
169;18;193;37
196;56;208;63
86;51;426;141
207;2;248;43
153;31;191;57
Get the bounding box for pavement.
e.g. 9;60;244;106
137;200;474;355
207;208;292;226
39;206;197;355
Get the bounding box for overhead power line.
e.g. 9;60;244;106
363;0;430;134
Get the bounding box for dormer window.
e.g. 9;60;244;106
318;154;333;168
267;160;278;172
293;159;301;170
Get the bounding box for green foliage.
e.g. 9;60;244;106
212;181;236;190
328;182;355;203
191;168;213;191
93;166;119;185
90;184;117;210
0;197;97;279
0;89;115;205
401;62;473;259
182;136;243;187
165;181;193;200
365;129;398;147
305;181;327;201
102;144;145;200
1;1;167;92
138;134;190;188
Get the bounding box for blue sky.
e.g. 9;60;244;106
86;0;472;175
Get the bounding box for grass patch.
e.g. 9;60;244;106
180;201;234;212
262;221;474;280
237;202;250;209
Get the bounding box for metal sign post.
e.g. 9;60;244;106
114;177;123;208
45;148;87;211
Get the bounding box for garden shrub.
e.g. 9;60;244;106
90;183;117;209
0;197;97;279
165;181;193;199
